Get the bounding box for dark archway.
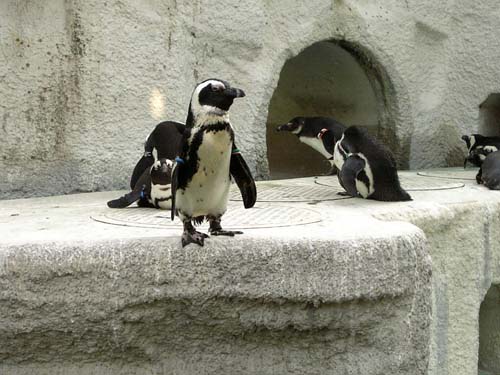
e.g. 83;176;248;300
266;40;399;179
479;94;500;136
478;284;500;374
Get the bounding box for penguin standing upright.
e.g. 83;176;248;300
477;150;500;189
333;126;411;202
276;117;346;173
171;79;256;247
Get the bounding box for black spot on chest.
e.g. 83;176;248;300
178;121;234;189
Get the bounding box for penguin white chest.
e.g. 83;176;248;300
354;153;375;198
299;136;333;161
149;183;172;209
178;129;232;217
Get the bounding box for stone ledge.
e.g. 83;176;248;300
6;168;497;374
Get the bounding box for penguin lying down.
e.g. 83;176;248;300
461;134;500;188
333;126;412;201
107;121;184;209
476;151;500;190
107;158;175;209
461;134;500;168
276;117;346;174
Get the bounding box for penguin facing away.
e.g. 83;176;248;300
476;151;500;189
276;117;346;173
461;134;500;168
333;126;411;202
171;79;257;247
107;158;174;209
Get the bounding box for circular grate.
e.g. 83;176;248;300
313;175;465;191
417;169;478;181
230;182;348;202
92;205;322;230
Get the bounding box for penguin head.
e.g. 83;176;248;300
151;158;173;185
276;117;306;135
187;79;245;126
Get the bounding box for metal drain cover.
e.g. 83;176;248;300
92;205;322;230
230;183;347;202
417;168;478;181
314;175;465;191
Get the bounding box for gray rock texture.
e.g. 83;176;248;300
0;177;432;375
2;0;500;197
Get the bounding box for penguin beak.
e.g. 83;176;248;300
224;87;245;98
276;123;292;132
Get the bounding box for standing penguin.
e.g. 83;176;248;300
333;126;411;201
475;151;500;189
171;79;256;247
276;117;346;173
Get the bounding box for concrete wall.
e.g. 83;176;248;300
2;0;500;198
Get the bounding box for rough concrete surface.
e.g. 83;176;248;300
0;174;435;374
2;0;500;198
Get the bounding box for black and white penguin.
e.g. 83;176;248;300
171;79;257;247
130;121;184;189
461;134;500;168
333;126;411;201
276;117;346;173
477;151;500;189
107;158;174;209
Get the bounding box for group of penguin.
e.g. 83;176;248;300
107;78;499;247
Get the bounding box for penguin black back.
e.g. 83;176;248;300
340;126;411;202
478;151;500;190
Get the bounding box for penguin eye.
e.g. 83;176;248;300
212;85;223;92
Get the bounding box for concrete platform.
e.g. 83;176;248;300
0;168;499;375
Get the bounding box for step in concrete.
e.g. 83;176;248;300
0;168;497;375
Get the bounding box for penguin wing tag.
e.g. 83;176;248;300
230;149;257;209
339;155;366;197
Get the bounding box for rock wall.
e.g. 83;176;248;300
2;0;500;198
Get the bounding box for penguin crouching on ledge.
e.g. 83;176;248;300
276;117;346;174
475;151;500;189
461;134;500;168
333;126;411;202
171;79;257;247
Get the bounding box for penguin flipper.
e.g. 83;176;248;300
109;167;152;208
130;155;154;189
339;155;366;197
230;150;257;209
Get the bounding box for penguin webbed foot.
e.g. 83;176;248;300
208;217;243;237
337;191;357;197
181;220;209;247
